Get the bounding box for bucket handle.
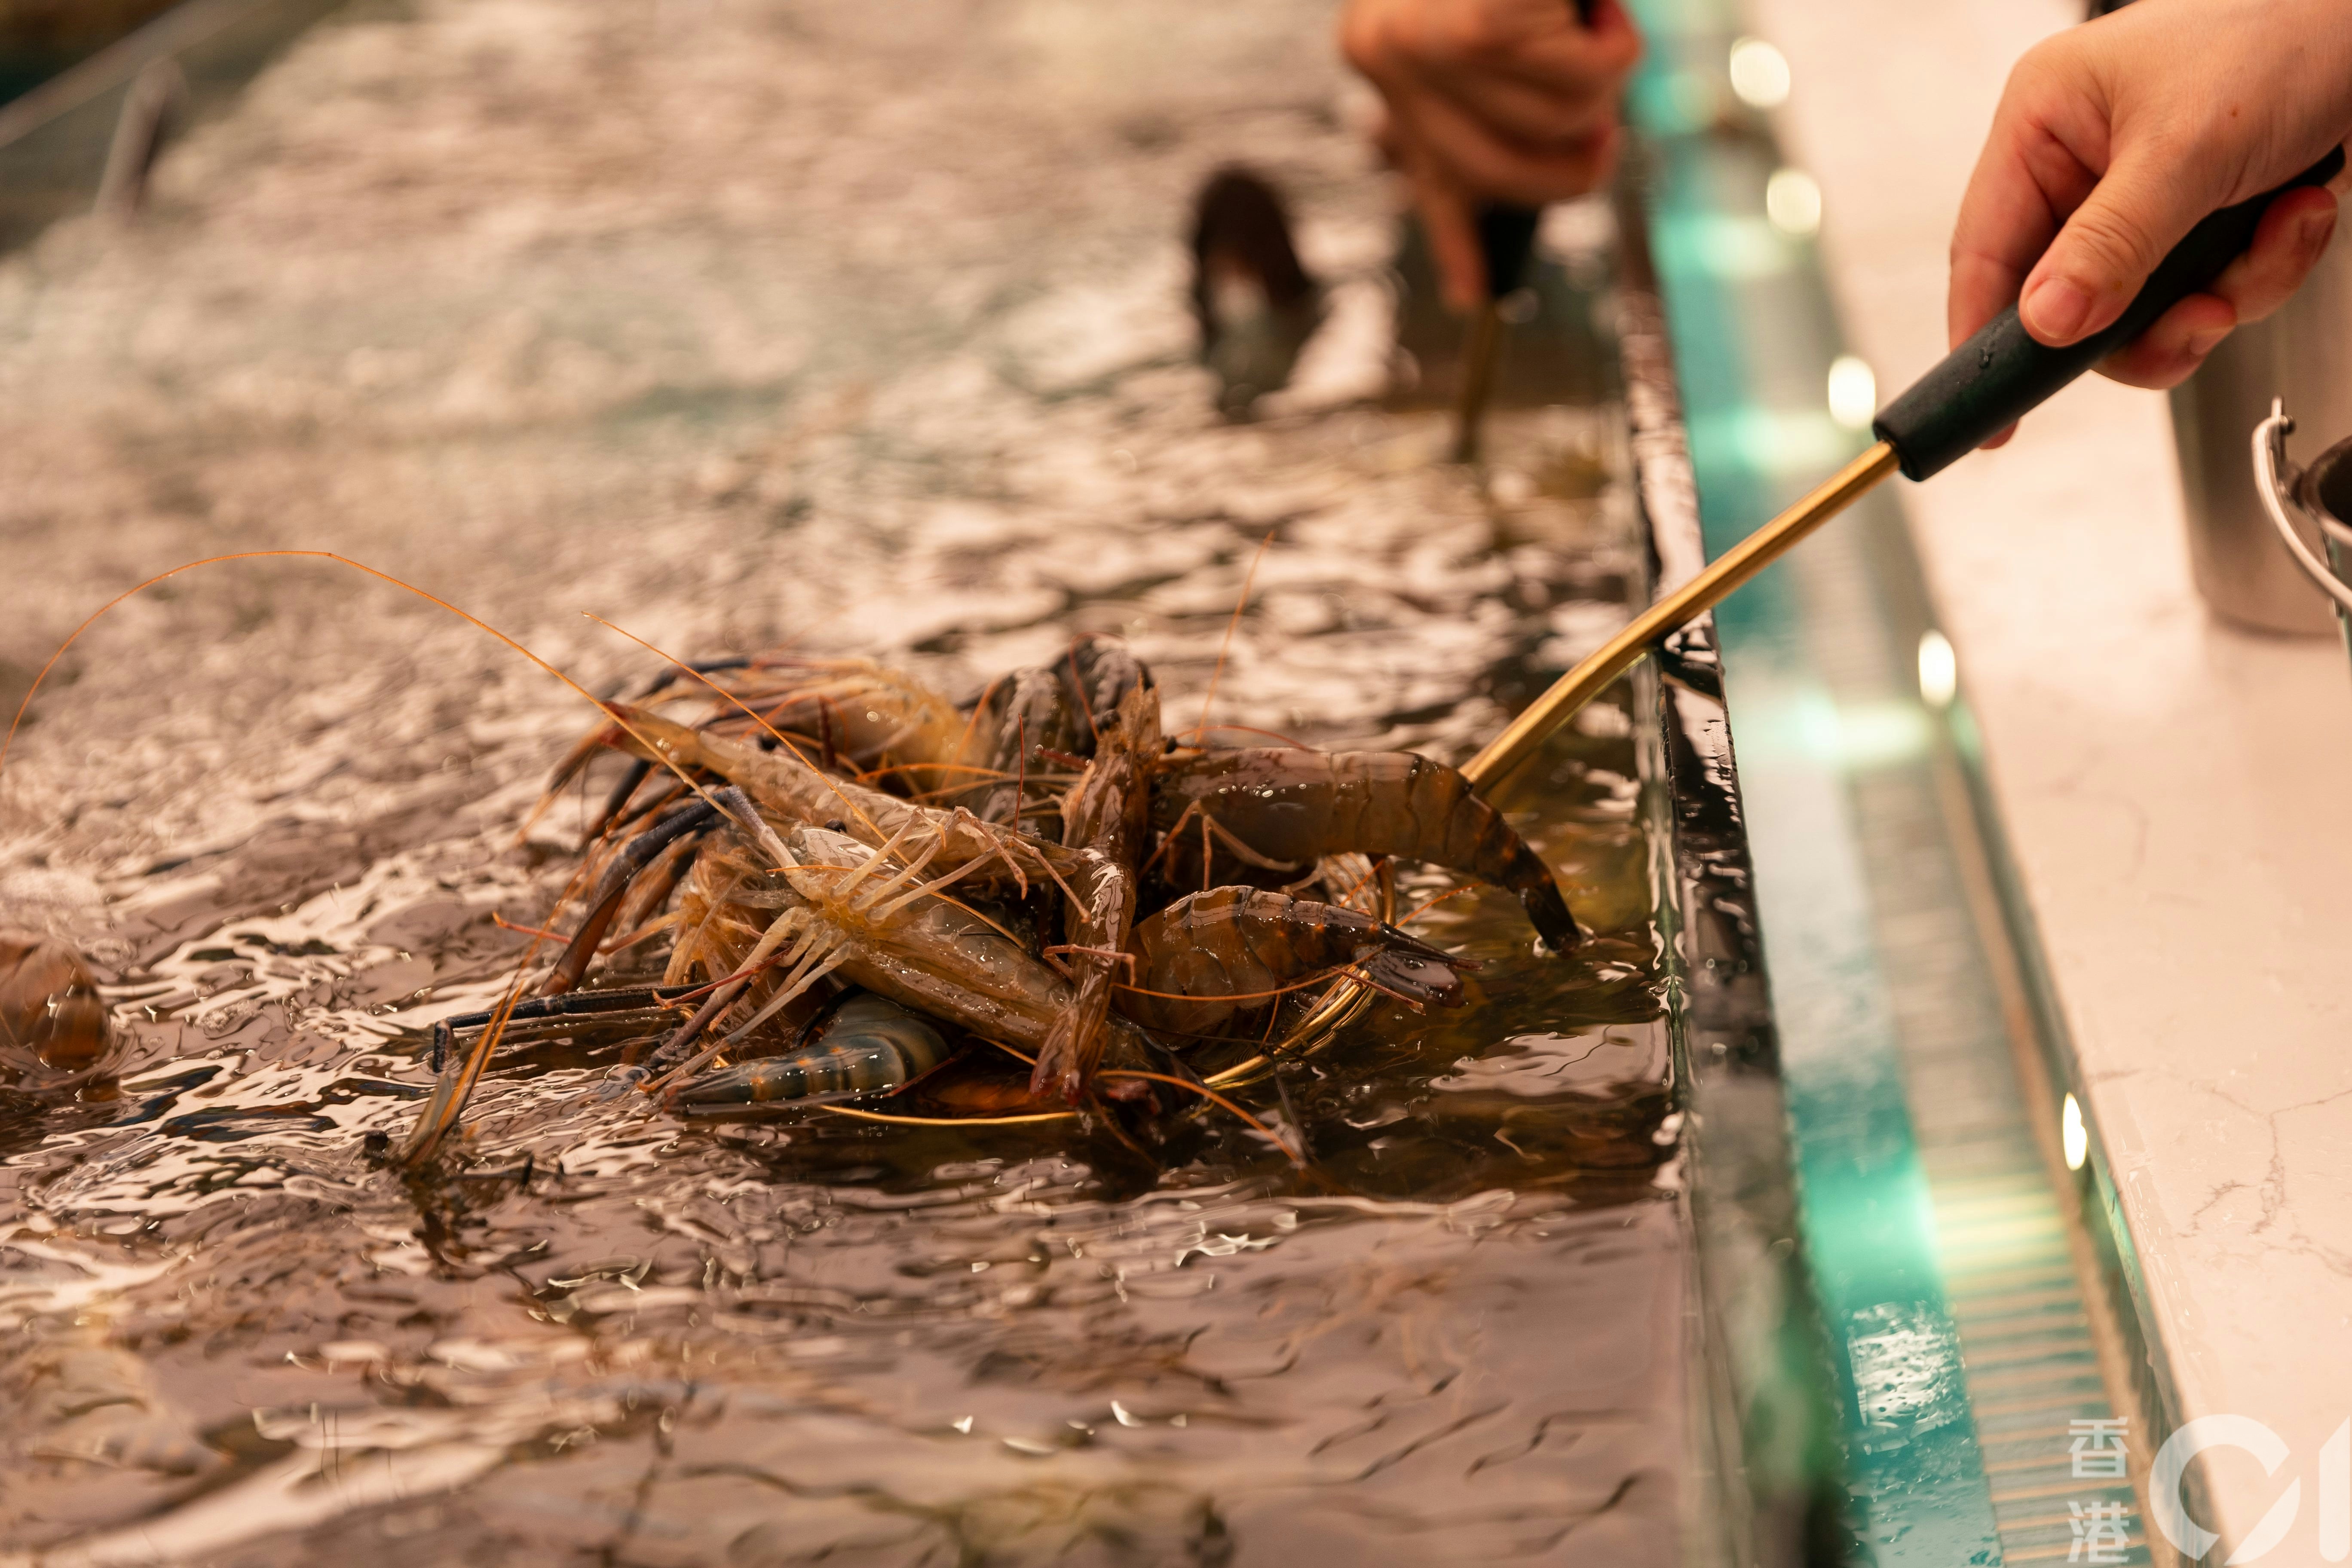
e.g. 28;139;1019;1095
2252;399;2352;615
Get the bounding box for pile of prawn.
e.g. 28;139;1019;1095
404;637;1580;1157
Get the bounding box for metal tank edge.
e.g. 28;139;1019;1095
1611;186;1853;1567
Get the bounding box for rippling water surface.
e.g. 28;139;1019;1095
0;2;1695;1561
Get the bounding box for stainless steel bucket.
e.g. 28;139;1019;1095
2168;224;2352;634
2251;400;2352;668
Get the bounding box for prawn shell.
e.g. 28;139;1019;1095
768;826;1158;1091
707;659;970;791
671;993;956;1111
1118;886;1466;1044
964;665;1082;823
600;705;1079;902
1034;673;1158;1099
0;934;111;1075
955;636;1147;826
1150;750;1580;950
764;827;1093;1061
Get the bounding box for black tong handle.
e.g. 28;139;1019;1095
1474;204;1543;299
1875;146;2346;481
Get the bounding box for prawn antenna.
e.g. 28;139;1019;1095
582;611;890;848
1095;1070;1305;1168
1185;528;1274;744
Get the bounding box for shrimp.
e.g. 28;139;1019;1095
595;705;1066;894
962;665;1084;824
585;711;1147;1100
0;934;110;1078
1149;750;1581;950
1031;652;1158;1099
680;657;976;796
670;992;957;1112
622;644;1124;808
953;634;1152;823
539;657;984;813
652;826;1155;1096
1118;887;1471;1044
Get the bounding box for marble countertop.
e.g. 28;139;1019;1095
1745;0;2352;1550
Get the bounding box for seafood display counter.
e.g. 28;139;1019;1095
0;3;1859;1564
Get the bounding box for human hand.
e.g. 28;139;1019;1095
1338;0;1642;310
1950;0;2352;422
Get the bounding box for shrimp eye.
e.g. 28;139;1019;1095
756;734;780;752
826;819;846;833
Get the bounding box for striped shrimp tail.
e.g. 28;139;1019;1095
668;995;956;1114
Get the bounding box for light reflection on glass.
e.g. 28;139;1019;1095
1765;167;1821;238
1727;37;1791;110
1828;354;1877;430
1917;629;1958;708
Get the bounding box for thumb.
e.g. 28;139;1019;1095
2019;141;2226;346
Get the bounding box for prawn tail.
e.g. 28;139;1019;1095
1353;928;1475;1010
542;721;617;798
1421;759;1584;951
668;995;956;1113
1508;862;1583;953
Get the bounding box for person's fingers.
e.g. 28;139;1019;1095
1465;6;1644;99
1399;83;1617;207
1949;249;2030;352
1350;0;1639;147
2018;136;2232;346
2208;184;2339;325
1372;0;1637;83
2089;188;2337;388
1334;0;1396;86
2094;291;2236;388
1948;81;2102;343
1415;59;1617;150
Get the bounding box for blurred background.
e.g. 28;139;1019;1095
0;0;181;106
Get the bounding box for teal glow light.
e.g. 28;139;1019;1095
1653;210;1795;281
1686;405;1850;478
1740;688;1932;773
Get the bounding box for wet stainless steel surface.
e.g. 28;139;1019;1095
0;3;1699;1561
